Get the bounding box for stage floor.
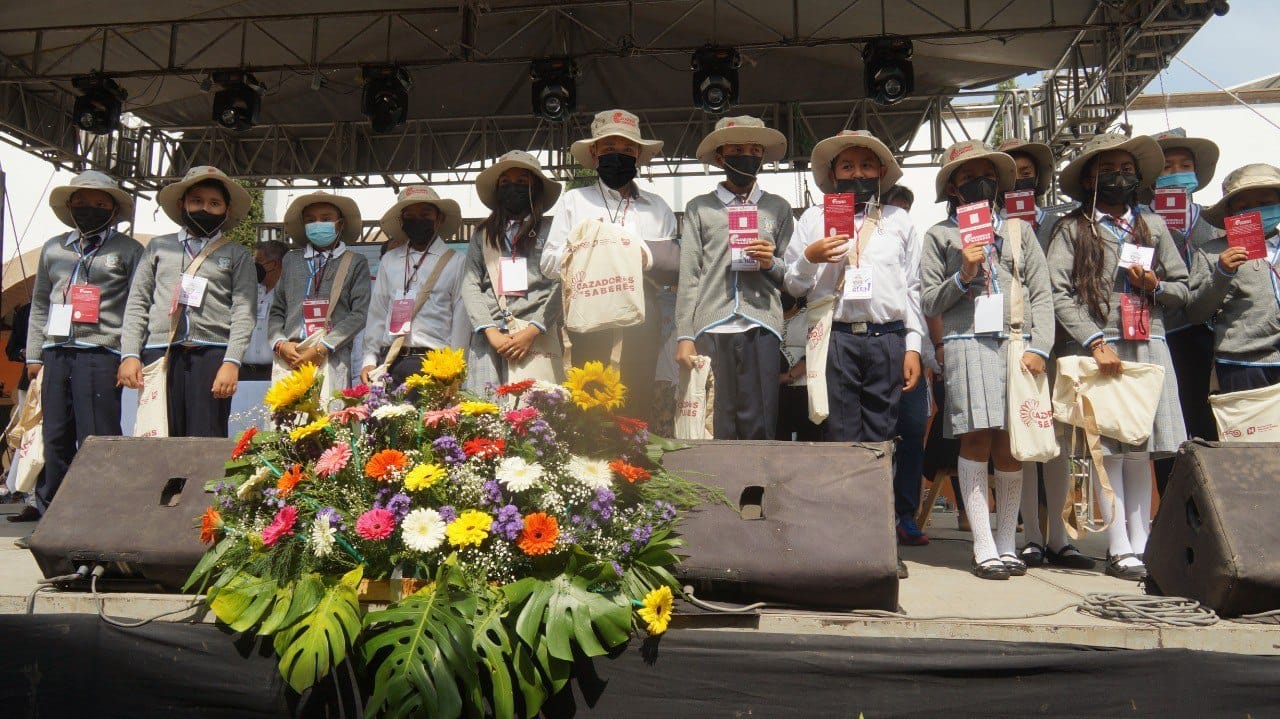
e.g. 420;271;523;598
2;500;1278;655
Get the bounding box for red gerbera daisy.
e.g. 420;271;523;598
462;438;506;460
231;426;258;459
496;379;536;397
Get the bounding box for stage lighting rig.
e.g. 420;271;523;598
72;74;127;135
210;71;265;132
692;46;740;114
530;58;578;123
863;36;914;106
362;65;413;134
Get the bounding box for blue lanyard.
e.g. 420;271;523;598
68;232;106;286
305;254;329;298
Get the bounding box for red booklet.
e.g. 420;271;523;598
1003;190;1037;222
823;193;856;237
1152;188;1189;233
957;201;994;247
1225;211;1268;261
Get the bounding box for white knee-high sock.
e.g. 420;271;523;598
958;457;998;564
1123;452;1153;556
1020;462;1043;546
994;468;1023;557
1100;454;1136;564
1042;451;1072;551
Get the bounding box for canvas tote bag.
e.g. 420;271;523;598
272;251;356;402
135;237;231;438
674;355;714;440
1052;356;1165;446
1003;220;1058;462
369;249;455;382
1209;381;1280;442
559;218;645;334
481;236;563;385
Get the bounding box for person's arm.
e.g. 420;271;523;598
1149;219;1190;310
119;243;158;361
539;195;572;279
1185;246;1233;325
644;199;681;286
783;209;823;299
1018;227;1055;359
762;204;793;289
361;256;392;369
919;226;970;318
267;259;290;351
222;248;258;365
673;201;704;343
25;242;53;366
902;220;926;356
461;235;504;334
325;254;371;352
446;255;473;352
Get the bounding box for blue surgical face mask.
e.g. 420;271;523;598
1250;204;1280;237
305;221;339;248
1155;171;1198;192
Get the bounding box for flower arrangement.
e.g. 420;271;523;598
189;353;705;718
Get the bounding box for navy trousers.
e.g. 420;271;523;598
1216;362;1280;394
37;347;123;512
822;327;905;442
893;377;930;519
1155;325;1217;494
143;346;232;438
695;328;780;440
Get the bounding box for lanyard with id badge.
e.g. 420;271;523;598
496;232;528;297
1107;214;1153;340
47;237;104;336
728;205;760;271
390;249;432;335
959;202;1004;334
302;255;331;336
825;193;874;300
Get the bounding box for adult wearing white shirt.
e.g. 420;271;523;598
360;186;470;387
542;109;679;421
783;130;924;443
239;239;287;380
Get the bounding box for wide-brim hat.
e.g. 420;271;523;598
378;186;463;243
1203;163;1280;228
996;139;1055;197
475;150;563;211
1149;127;1220;193
934;140;1016;203
49;170;135;229
570;109;664;169
694;116;788;166
809;130;903;195
157;166;252;229
1058;133;1164;202
283;191;362;244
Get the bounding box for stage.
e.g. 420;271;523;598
3;500;1279;717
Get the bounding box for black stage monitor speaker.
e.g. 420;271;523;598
28;436;234;591
1146;440;1280;617
661;440;897;611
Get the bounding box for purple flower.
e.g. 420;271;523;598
318;507;343;528
612;561;624;577
589;487;616;521
438;505;457;523
631;524;653;545
524;420;556;458
377;491;412;521
481;480;504;507
432;436;466;466
492;504;523;541
656;500;677;522
363;382;390;409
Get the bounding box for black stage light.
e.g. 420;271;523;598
362;65;413;134
211;70;264;132
863;36;914;106
530;58;577;123
691;46;740;114
72;74;127;134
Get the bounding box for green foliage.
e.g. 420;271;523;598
272;567;364;693
226;179;265;251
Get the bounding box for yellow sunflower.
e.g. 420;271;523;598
445;509;492;548
638;585;674;635
457;401;500;416
264;363;318;411
564;361;627;411
404;373;433;390
288;417;330;442
420;347;466;383
403;463;447;492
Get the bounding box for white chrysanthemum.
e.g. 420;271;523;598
311;515;336;558
532;380;570;399
372;403;417;421
496;456;542;492
237;466;271;499
568;456;612;490
401;508;447;553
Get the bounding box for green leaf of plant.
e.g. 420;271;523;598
273;570;363;693
472;596;518;719
183;537;233;592
208;572;278;631
514;575;631;663
259;575;324;636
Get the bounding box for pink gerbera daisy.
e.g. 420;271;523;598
315;443;353;478
356;508;396;541
327;405;370;424
423;406;460;428
262;506;298;547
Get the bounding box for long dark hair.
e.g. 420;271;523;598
480;175;549;256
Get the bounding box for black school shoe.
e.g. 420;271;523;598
1105;553;1148;581
971;558;1011;580
897;558;909;579
1046;543;1096;570
1019;542;1047;567
1000;554;1028;576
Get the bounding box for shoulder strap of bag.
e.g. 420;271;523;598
166;236;232;351
1006;217;1026;333
834;203;884;293
382;248;456;368
325;251;356;313
1062;390;1117;541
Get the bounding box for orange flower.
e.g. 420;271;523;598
365;449;409;481
277;463;306;497
609;459;651;484
518;512;559;556
200;507;223;544
231;427;258;459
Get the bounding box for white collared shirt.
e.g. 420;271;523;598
540;181;677;279
243;283;276;365
784;202;926;353
361;239;470;368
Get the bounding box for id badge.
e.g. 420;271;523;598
1117;243;1155;271
47;304;73;336
842;266;874;300
498;257;529;296
1121;294;1150;340
303;299;330;335
389;298;414;335
178;273;208;307
69;284;101;323
728;205;760;272
974;293;1004;334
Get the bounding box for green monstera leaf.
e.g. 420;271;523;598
209;571;279;632
506;573;631;663
272;567;364;693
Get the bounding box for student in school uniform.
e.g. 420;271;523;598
269;192;370;394
119;166;257;438
920;140;1056;580
1046;133;1190;581
463;150;563;391
239;240;288;382
674;116;793;439
996;139;1066;250
1145;129;1222;493
361;186;470;388
20;171;144;540
542;110;679;421
1188;163;1280;394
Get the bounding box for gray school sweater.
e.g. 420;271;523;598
1162;208;1222;332
674;190;793;341
1186;237;1280;366
27;229;144;362
462;222;562;334
920;218;1055;357
120;232;258;363
1044;211;1190;349
268;247;371;351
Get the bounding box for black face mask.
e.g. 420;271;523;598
254;263;267;284
402;219;436;248
596;153;638;191
70;206;114;235
954;176;999;205
722;155;763;188
1094;172;1140;206
182;208;227;237
497;183;532;215
1013;177;1038;192
833;177;881;201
